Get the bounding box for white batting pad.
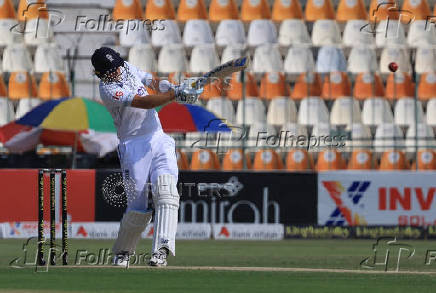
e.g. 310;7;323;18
112;210;152;255
152;174;180;255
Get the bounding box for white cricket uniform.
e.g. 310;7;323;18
99;62;178;212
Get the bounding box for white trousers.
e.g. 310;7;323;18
118;130;178;212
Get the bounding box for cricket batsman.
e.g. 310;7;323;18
91;47;202;267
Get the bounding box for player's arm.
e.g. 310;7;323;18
131;91;175;109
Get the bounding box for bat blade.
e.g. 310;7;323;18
191;56;249;89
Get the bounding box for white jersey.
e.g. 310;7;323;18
99;62;162;141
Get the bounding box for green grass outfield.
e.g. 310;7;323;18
0;239;436;293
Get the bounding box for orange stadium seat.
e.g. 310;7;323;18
379;150;409;170
0;76;7;97
190;149;221;170
226;72;259;101
8;72;37;100
305;0;335;21
368;0;400;22
241;0;271;22
353;73;385;100
113;0;143;20
321;72;351;99
177;0;208;21
253;149;283;170
418;73;436;101
176;149;189;170
336;0;367;21
411;150;436;170
208;0;239;21
145;0;176;20
285;149;314;171
385;72;415;100
0;0;16;18
259;72;290;100
222;149;252;170
272;0;303;21
201;79;224;100
168;72;190;84
291;72;322;100
348;150;375;170
316;149;346;171
402;0;431;21
38;72;70;101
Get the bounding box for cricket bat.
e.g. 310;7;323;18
191;56;249;89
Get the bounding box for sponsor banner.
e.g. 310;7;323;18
3;222;67;239
285;225;352;239
318;171;436;227
95;170;318;224
0;169;96;222
426;226;436;239
72;222;211;240
212;224;284;240
284;225;425;239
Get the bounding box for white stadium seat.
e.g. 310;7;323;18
158;44;188;74
151;20;182;48
190;44;220;74
267;97;298;126
380;47;411;74
280;123;308;148
298;97;330;126
394;98;425;127
0;19;23;46
345;123;372;150
252;44;283;74
221;44;245;64
407;20;436;49
206;97;236;124
24;18;54;46
311;20;341;46
0;98;14;126
247;20;277;47
405;123;436;152
15;98;42;119
426;99;436;126
215;20;246;47
311;123;337;152
415;48;436;74
128;44;157;73
343;20;375;48
316;46;347;73
284;46;315;75
376;20;407;48
362;97;394;126
374;123;405;152
236;97;267;125
347;47;378;73
2;44;33;73
247;123;277;147
330;97;362;126
119;24;151;47
278;19;311;47
183;20;214;47
34;43;65;73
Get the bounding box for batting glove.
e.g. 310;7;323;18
174;82;203;104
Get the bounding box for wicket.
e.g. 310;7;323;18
37;169;68;266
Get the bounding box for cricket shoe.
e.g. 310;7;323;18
113;252;130;267
149;248;168;267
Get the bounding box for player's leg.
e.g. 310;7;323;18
149;133;179;266
112;139;153;266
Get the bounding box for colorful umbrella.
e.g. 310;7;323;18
156;102;231;133
0;98;118;157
